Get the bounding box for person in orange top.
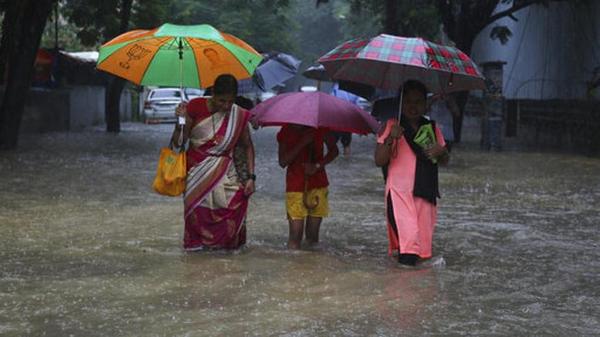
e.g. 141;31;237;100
277;124;339;249
375;80;449;266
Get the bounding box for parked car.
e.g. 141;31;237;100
184;88;204;100
143;87;202;123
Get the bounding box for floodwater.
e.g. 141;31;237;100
1;123;598;337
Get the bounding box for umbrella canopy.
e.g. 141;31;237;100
302;64;331;81
318;34;485;93
302;64;392;99
250;92;379;135
254;52;301;91
302;64;377;98
238;52;301;93
96;23;262;88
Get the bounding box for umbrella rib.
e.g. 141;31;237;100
162;37;179;50
182;37;200;88
98;35;164;66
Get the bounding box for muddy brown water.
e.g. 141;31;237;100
1;123;598;336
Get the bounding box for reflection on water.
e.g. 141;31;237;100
0;123;598;336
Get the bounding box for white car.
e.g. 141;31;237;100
184;88;204;101
143;87;204;123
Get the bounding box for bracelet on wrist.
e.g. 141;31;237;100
248;174;256;181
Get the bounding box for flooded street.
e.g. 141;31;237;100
1;122;599;336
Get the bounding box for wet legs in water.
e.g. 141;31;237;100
335;132;352;156
287;216;322;249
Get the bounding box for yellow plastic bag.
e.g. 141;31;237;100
152;147;187;196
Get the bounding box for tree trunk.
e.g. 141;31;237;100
104;0;132;133
447;35;474;143
453;91;469;143
436;0;485;143
0;0;55;150
105;77;125;132
0;2;14;85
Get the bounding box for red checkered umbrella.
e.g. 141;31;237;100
318;34;485;93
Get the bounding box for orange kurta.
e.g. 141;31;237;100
377;119;445;258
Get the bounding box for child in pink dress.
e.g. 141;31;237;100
374;80;449;266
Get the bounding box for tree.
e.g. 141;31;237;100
40;3;84;51
435;0;577;142
0;0;56;150
168;0;294;54
321;0;440;39
63;0;168;133
105;0;132;133
289;0;345;63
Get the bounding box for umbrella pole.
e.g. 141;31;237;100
178;38;184;101
177;39;185;146
391;87;404;158
397;86;404;123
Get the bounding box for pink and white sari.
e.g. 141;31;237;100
183;101;250;250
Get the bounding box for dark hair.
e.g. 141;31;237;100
401;80;427;98
213;74;238;96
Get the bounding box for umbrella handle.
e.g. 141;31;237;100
391;136;399;158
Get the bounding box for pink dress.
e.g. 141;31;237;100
377;119;445;258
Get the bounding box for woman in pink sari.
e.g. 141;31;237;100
375;80;449;266
172;74;255;250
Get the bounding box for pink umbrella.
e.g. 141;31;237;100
250;91;379;134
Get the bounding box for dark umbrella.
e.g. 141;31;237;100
303;64;380;98
302;64;331;81
338;80;376;99
238;52;301;94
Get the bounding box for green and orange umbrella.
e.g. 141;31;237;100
97;23;263;89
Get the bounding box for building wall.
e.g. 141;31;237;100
69;86;105;130
21;88;70;133
18;85;132;133
470;1;600;100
